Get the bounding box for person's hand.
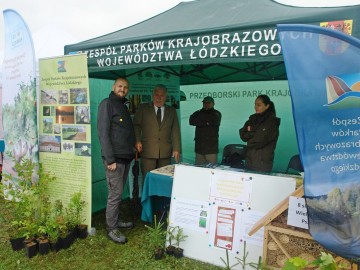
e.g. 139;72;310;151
107;163;116;171
172;151;180;163
135;142;143;153
247;126;251;132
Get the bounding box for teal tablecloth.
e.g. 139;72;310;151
141;172;173;223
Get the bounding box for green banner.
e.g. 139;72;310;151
39;54;92;229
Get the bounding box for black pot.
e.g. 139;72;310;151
77;224;88;239
165;245;175;256
50;238;62;252
154;248;165;260
59;233;72;249
24;240;38;258
174;247;184;258
37;237;50;255
9;236;25;251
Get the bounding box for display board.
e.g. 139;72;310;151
168;164;296;267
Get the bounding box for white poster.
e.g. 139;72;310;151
242;210;265;246
209;171;252;205
169;197;210;232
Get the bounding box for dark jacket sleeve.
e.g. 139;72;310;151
239;119;255;142
246;117;280;150
97;99;115;164
189;110;221;127
189;110;205;126
209;111;221;126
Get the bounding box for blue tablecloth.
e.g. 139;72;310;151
141;172;173;223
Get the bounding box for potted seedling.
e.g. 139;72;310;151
173;226;188;258
36;225;50;255
0;155;56;253
165;225;177;256
145;215;167;260
67;192;88;239
54;200;73;249
45;214;62;252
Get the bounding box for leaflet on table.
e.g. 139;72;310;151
150;164;175;177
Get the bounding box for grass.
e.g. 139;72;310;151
0;197;223;270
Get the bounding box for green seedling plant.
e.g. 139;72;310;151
283;252;351;270
220;241;264;270
144;215;167;252
220;248;240;270
173;226;188;249
65;192;87;231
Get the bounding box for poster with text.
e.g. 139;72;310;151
2;9;37;177
208;203;243;253
38;54;91;229
279;24;360;258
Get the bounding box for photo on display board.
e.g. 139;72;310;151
41;89;57;104
55;106;74;124
62;125;86;141
39;135;61;153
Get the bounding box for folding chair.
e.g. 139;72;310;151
221;144;246;169
285;154;304;174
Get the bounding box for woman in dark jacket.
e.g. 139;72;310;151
239;95;280;172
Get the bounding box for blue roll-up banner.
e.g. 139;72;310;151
278;24;360;259
2;9;38;176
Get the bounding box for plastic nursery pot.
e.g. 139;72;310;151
165;245;175;256
37;237;50;255
77;224;88;239
174;247;184;258
9;236;26;251
24;240;38;258
154;248;165;260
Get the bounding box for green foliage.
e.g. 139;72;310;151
220;249;240;270
283;257;308;270
0;198;224;270
235;241;264;270
283;252;352;270
0;155;55;239
219;241;265;270
145;215;167;250
166;225;177;246
312;252;338;270
64;192;87;230
173;226;188;248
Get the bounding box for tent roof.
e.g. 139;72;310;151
64;0;360;84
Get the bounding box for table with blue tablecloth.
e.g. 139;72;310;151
141;171;173;223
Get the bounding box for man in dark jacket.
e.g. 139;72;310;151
189;96;222;165
97;77;135;244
